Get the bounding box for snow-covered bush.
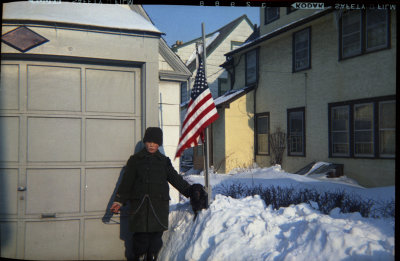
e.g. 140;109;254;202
214;183;394;218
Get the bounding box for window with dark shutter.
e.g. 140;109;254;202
293;27;311;72
288;108;305;156
340;10;389;59
265;7;280;24
329;96;395;159
245;49;258;86
256;113;270;155
331;106;350;157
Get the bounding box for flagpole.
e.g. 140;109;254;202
202;23;212;205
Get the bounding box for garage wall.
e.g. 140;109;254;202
0;61;142;260
1;5;162;258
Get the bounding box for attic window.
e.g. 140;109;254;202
2;26;48;53
293;27;311;72
231;41;243;50
287;6;297;14
265;7;280;24
339;10;389;59
245;49;258;86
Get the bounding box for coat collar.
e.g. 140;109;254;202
136;148;164;160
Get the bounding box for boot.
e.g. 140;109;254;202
146;252;158;261
130;252;147;261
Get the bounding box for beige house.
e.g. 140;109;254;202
219;7;396;187
1;3;189;260
172;15;254;170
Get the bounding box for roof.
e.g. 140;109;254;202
172;15;254;72
214;86;254;108
2;2;161;34
225;8;333;57
244;24;260;44
180;86;254;109
128;5;191;80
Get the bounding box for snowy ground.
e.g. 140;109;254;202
159;164;395;261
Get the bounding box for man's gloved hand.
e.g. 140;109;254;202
188;184;208;220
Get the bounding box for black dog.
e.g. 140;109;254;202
189;184;208;220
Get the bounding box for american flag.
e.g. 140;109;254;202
175;54;219;158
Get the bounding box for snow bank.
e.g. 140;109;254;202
160;165;394;260
161;195;394;261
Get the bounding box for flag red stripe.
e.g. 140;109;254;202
178;102;217;147
176;105;218;158
175;53;219;159
181;99;214;138
175;112;219;158
181;92;213;129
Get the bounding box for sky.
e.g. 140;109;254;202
143;5;260;47
156;163;395;260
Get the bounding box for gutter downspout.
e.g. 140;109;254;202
253;47;260;163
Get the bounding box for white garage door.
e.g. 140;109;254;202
0;60;142;260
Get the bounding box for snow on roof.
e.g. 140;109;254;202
181;86;252;108
2;2;161;33
214;86;253;107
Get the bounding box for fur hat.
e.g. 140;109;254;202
143;127;163;146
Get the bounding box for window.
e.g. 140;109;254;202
293;27;311;72
340;10;389;59
354;103;374;157
265;7;280;24
341;10;362;58
329;96;395;158
256;113;270;155
180;82;188;103
331;106;350;156
366;10;389;51
231;41;243;50
218;78;229;96
287;6;297;14
379;101;395;157
287;108;305;156
245;49;258;86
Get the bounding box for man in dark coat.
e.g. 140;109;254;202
110;127;198;261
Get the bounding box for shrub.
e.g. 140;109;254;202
214;183;394;219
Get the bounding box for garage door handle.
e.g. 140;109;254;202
41;213;56;218
17;186;26;191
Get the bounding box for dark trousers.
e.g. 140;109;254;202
132;232;163;256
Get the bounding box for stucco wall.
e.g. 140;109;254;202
213;109;226;172
213;91;254;174
225;92;254;173
233;12;396;187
